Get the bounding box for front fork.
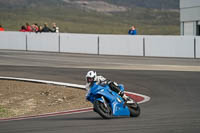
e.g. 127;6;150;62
101;96;108;108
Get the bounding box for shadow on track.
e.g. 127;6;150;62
39;117;103;121
42;116;133;122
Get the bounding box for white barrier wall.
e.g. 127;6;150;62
0;32;26;50
60;33;98;54
27;33;59;52
145;36;195;58
0;32;198;59
99;35;143;56
196;37;200;58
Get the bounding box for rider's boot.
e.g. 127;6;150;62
119;91;134;104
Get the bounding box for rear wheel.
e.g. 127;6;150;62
94;100;112;119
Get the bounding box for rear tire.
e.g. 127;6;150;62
94;100;112;119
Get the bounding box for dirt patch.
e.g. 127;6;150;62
0;80;92;119
63;0;128;13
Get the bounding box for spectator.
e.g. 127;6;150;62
35;23;39;31
51;23;59;33
26;23;32;32
0;25;5;31
36;25;43;33
31;23;39;32
128;26;137;35
19;25;26;32
41;23;52;32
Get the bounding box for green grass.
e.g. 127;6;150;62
0;106;10;118
0;6;180;35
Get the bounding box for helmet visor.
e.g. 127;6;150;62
87;77;94;83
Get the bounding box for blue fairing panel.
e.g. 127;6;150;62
112;102;130;116
95;97;104;103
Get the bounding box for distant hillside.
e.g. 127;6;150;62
0;0;179;10
105;0;179;9
0;0;180;35
0;0;64;9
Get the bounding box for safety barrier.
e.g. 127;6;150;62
0;32;26;50
0;31;199;58
145;36;194;58
99;35;144;56
27;32;59;52
196;37;200;58
60;33;98;54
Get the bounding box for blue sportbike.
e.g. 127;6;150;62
86;82;140;119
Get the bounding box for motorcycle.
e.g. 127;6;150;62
86;82;140;119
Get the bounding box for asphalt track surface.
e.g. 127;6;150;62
0;50;200;133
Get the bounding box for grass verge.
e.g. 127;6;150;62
0;106;10;118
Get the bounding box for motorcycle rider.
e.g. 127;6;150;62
85;70;130;102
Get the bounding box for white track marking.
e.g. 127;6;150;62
0;76;85;88
125;91;151;104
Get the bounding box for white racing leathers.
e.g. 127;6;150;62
86;76;109;96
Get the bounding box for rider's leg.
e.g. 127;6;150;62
108;81;129;100
108;81;121;93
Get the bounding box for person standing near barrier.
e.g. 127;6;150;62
41;23;52;32
51;23;59;33
19;25;26;32
36;25;43;33
25;23;32;32
0;25;5;31
31;23;39;32
128;26;137;35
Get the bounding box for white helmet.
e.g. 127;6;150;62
86;70;97;83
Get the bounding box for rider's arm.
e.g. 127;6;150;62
97;76;110;85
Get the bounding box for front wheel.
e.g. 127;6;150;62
127;99;140;117
93;100;112;119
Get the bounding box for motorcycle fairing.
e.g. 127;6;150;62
88;82;130;116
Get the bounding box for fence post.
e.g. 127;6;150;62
143;37;145;57
97;36;100;55
26;33;28;51
194;37;196;59
58;33;61;53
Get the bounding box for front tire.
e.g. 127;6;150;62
93;100;112;119
127;98;140;117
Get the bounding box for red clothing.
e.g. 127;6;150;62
19;29;26;32
35;26;39;32
26;25;32;32
0;27;5;31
